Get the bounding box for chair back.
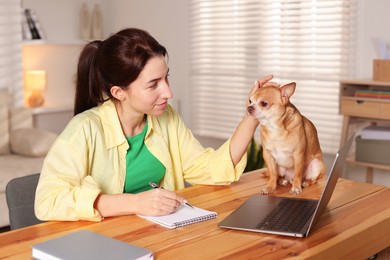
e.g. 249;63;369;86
5;173;42;230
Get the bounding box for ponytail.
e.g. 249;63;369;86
74;40;107;115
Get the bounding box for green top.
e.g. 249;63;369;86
123;120;165;193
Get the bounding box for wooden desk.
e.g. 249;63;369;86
1;170;390;259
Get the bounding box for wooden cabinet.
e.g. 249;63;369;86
339;79;390;182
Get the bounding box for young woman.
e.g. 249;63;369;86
34;28;276;222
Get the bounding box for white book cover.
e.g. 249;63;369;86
361;126;390;140
32;230;153;260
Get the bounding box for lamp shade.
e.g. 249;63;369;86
25;70;47;91
25;70;47;107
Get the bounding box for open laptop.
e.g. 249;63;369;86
218;134;354;237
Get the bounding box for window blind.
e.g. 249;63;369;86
0;0;23;106
189;0;358;153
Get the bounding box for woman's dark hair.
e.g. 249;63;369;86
74;28;168;115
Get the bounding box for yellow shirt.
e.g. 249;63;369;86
35;100;247;221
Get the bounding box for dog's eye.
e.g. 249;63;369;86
260;101;268;107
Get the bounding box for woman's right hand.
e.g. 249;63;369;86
131;188;186;216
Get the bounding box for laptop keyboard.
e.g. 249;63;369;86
256;198;318;232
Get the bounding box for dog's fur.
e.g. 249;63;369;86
247;82;325;195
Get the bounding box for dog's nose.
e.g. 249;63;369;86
247;106;254;114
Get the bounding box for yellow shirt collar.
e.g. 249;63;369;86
97;100;164;149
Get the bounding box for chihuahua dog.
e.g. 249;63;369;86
247;81;325;195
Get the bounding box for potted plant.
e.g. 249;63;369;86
244;137;264;172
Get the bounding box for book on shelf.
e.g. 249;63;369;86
354;89;390;99
23;9;45;41
21;9;32;40
32;229;154;260
360;125;390;140
137;204;217;229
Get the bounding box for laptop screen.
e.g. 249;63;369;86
306;134;354;235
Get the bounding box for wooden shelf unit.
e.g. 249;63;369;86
339;79;390;183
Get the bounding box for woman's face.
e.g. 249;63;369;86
124;56;173;116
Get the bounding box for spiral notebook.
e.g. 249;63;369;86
137;205;217;229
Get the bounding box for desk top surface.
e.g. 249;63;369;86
1;170;390;259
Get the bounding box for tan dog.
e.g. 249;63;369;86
247;82;325;195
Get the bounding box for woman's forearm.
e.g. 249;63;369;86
229;114;259;166
94;193;137;217
95;188;184;217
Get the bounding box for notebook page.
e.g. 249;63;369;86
137;205;217;229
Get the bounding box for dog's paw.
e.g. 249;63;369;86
279;179;289;186
260;187;275;195
290;186;302;195
302;179;316;188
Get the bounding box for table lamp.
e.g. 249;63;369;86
25;70;47;107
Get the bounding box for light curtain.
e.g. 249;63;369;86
0;0;23;106
189;0;358;153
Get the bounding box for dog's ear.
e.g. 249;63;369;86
280;82;296;105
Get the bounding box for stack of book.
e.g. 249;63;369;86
22;8;45;41
360;125;390;140
355;89;390;99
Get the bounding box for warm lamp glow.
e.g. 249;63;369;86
25;70;47;107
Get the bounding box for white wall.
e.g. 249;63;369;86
357;0;390;78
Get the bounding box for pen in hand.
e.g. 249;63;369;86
149;182;194;209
